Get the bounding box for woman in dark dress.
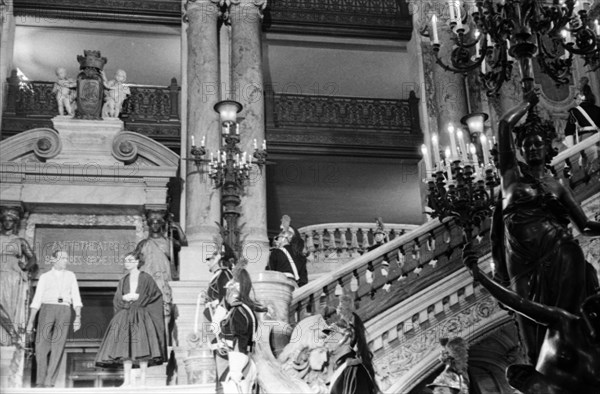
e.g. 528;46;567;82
493;91;600;364
95;251;166;386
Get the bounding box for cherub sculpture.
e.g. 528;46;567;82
52;67;77;116
102;69;130;118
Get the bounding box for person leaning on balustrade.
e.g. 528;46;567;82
26;249;82;388
492;88;600;365
0;206;37;346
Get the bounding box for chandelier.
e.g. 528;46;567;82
430;0;600;95
189;100;268;250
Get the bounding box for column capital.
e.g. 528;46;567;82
183;0;221;23
222;0;267;23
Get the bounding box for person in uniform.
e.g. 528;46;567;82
266;215;308;287
215;267;262;394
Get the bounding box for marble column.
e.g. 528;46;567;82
230;0;269;277
0;5;16;135
180;0;222;280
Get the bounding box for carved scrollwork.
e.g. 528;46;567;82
32;128;62;160
111;133;139;164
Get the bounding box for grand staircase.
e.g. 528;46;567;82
290;134;600;393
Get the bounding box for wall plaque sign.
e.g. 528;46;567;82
34;225;137;280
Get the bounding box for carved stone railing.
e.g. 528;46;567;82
298;222;419;278
290;216;489;324
290;135;600;325
265;0;413;39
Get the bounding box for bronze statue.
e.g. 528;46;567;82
463;246;600;394
0;206;36;345
427;337;470;394
493;90;600;363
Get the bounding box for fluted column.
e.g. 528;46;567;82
230;0;269;276
180;0;222;280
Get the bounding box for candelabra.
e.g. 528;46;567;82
429;0;600;95
422;112;499;240
188;99;268;251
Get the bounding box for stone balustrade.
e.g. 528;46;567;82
297;222;419;279
290;216;487;324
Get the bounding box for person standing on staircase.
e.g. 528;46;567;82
266;215;308;287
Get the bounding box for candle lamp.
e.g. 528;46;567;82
185;99;269;252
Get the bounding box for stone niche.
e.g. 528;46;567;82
0;117;179;387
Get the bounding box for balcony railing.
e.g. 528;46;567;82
2;70;181;149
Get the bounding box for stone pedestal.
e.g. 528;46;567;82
50;117;124;165
252;271;295;358
171;280;211;386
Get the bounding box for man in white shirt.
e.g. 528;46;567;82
26;249;82;387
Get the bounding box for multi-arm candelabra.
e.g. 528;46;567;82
429;0;600;95
422;113;499;240
189;100;268;251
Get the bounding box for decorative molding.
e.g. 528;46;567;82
264;0;413;40
270;93;418;132
12;0;182;25
0;128;62;162
11;0;412;39
376;291;508;393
